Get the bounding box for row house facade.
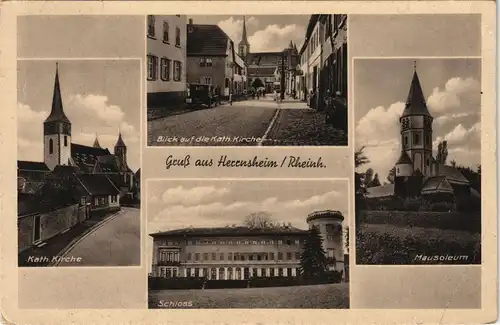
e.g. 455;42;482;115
297;14;348;108
147;15;187;109
186;19;247;99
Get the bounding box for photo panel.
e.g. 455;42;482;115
17;59;142;267
146;15;348;147
353;57;481;266
146;179;350;309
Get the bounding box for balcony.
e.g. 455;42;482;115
156;261;181;266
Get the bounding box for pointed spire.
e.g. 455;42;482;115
93;133;102;148
44;62;71;124
401;63;432;118
114;131;126;148
289;40;294;49
239;15;249;46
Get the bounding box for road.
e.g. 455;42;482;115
56;207;141;267
147;98;347;146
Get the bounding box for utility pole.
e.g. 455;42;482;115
280;51;285;101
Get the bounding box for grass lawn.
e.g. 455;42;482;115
149;283;349;309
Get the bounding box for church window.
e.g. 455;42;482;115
404;136;408;148
426;159;430;166
64;136;67;147
397;168;399;173
414;133;420;145
49;139;53;154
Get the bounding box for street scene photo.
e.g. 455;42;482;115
147;180;350;308
17;60;141;267
354;58;481;265
147;15;348;146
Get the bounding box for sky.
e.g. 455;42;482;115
147;180;349;271
189;15;310;53
354;58;481;182
17;60;141;172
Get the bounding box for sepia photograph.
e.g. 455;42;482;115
353;58;481;265
17;59;142;267
147;15;348;146
147;180;350;309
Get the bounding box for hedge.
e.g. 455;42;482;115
356;224;481;265
360;210;480;233
149;277;206;290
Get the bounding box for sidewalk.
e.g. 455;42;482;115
18;211;121;267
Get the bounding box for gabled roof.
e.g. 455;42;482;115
395;151;412;165
401;69;432;118
437;165;470;185
53;165;80;176
187;24;230;56
17;161;50;172
421;176;454;195
44;63;71;124
247;52;282;67
365;183;395;199
93;136;102;148
248;66;277;77
150;226;308;238
71;143;111;169
75;174;120;196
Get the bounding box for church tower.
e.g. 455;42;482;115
43;63;72;171
238;16;250;60
399;62;434;177
114;132;128;169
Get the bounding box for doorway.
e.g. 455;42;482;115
33;215;41;243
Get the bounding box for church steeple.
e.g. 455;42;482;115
43;63;72;170
401;62;432;118
93;133;102;148
238;16;250;58
45;62;71;124
114;131;128;170
398;61;434;177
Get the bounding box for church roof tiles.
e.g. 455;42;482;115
401;69;432;118
396;151;413;165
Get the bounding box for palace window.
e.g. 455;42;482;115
270;268;275;277
252;240;258;245
173;61;182;81
236;240;241;245
147;55;158;81
195;253;200;261
261;240;266;245
269;252;275;260
277;240;283;245
227;240;232;245
286;252;292;260
228;253;233;260
219;253;224;261
277;252;283;260
295;252;301;260
244;240;249;244
295;240;300;245
211;253;216;260
147;15;155;38
187;253;191;260
327;235;333;240
278;268;284;277
162;21;169;42
186;268;191;277
175;27;181;47
160;268;165;277
194;268;199;277
203;253;208;260
201;76;212;85
404;136;408;148
160;58;171;81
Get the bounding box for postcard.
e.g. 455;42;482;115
0;2;496;324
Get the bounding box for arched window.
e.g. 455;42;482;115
218;268;224;280
64;136;67;147
175;27;181;47
49;139;53;154
228;267;233;280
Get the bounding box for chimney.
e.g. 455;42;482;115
188;18;193;25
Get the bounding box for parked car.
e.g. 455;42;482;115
186;84;218;108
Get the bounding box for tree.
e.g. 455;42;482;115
387;167;396;184
450;159;457;167
436;141;448;165
355;146;370;169
299;226;328;277
354;147;370;227
369;173;381;187
252;78;264;89
364;168;374;187
243;211;277;228
344;226;349;254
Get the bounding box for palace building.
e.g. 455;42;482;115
366;65;478;205
150;210;345;281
